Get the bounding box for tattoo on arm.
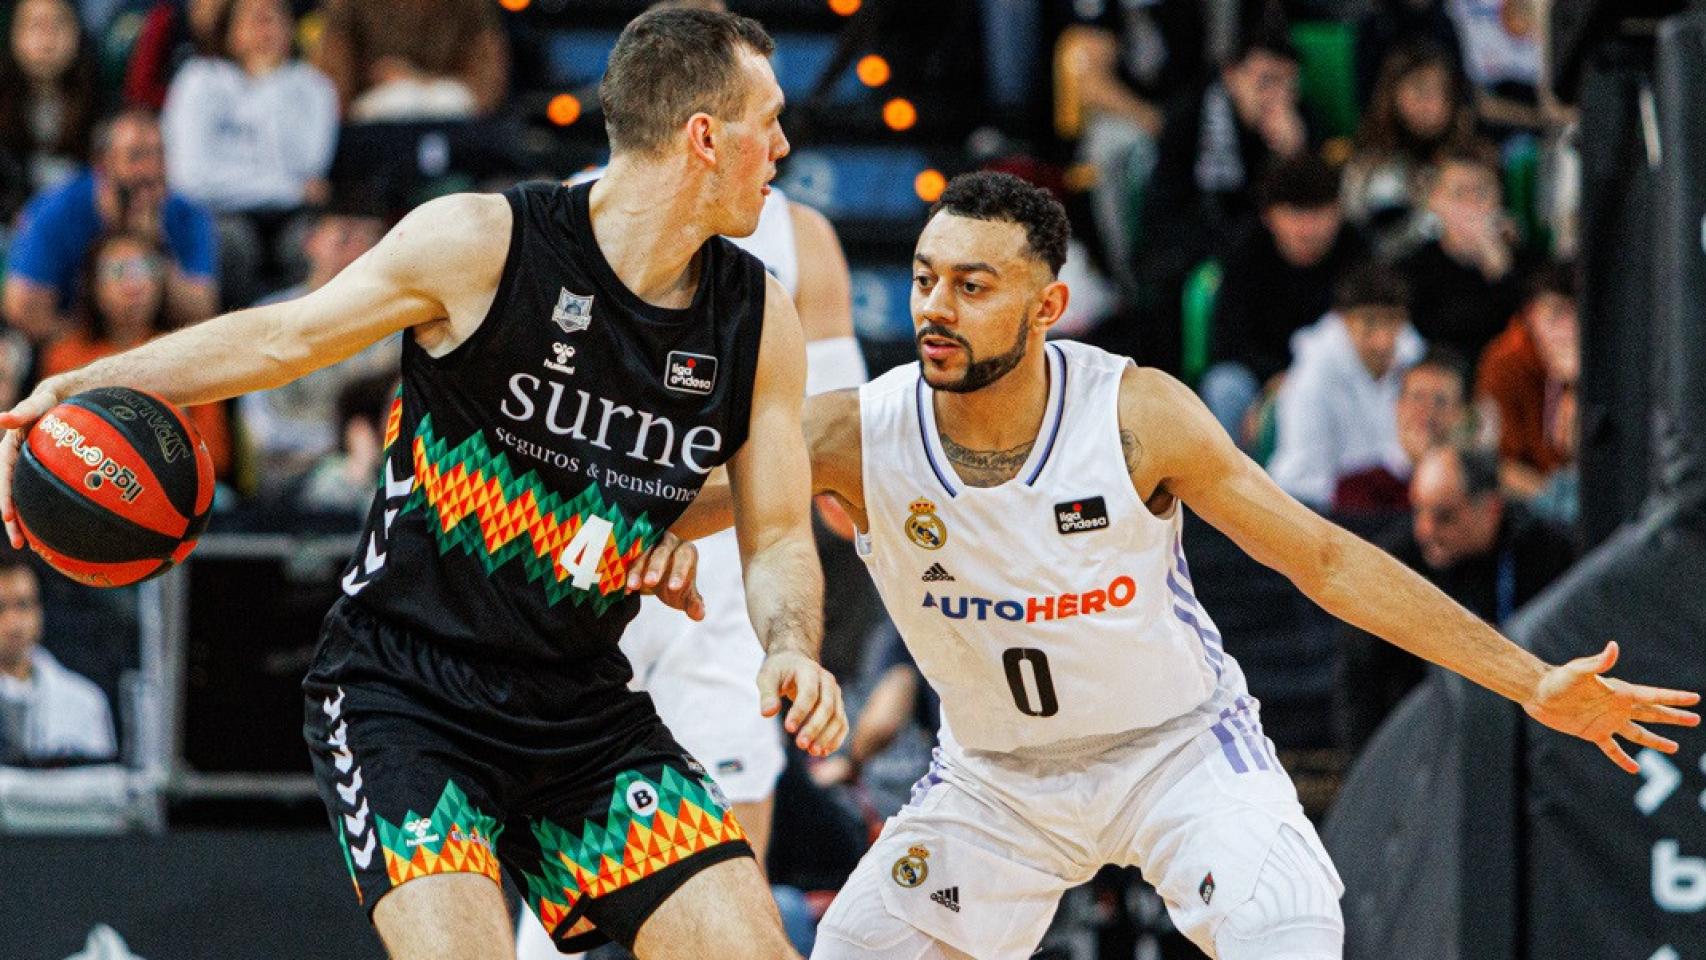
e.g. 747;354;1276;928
1121;429;1142;475
938;432;1035;487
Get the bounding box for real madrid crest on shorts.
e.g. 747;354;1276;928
905;498;947;550
892;844;930;888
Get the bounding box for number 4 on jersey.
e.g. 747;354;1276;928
558;514;615;590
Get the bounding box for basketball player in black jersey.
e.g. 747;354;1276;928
0;9;842;959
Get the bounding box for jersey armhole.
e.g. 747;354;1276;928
415;185;530;371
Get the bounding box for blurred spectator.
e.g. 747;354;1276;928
0;331;33;415
1059;0;1208;293
277;372;394;523
1334;444;1576;750
1399;140;1523;361
0;551;114;765
162;0;338;306
238;199;393;495
1267;261;1425;510
315;0;507;121
1342;41;1474;256
1334;346;1469;514
1139;29;1306;366
123;0;229;111
1201;154;1368;439
42;231;232;478
3;109;218;342
71;0;128;36
1476;259;1578;507
1354;0;1464;106
1446;0;1544;134
0;0;99;227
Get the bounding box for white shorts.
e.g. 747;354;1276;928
619;536;784;805
815;695;1344;959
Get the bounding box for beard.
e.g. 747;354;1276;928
917;308;1031;394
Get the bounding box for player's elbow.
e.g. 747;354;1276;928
1295;526;1358;609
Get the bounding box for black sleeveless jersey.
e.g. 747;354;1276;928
338;181;768;663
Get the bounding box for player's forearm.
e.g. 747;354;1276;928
39;300;328;407
742;534;825;659
670;468;734;541
1307;526;1549;706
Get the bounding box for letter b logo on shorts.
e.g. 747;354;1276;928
626;779;659;817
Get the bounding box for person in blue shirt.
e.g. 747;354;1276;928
3;108;218;342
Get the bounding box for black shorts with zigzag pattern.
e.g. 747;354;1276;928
303;598;753;951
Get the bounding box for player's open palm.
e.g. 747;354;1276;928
1524;641;1701;774
757;649;847;758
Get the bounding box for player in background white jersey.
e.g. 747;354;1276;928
675;171;1700;960
619;185;866;861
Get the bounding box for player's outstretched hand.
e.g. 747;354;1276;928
0;382;64;550
757;648;847;758
1524;641;1701;774
627;531;705;621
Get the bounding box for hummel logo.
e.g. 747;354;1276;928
921;563;955;583
930;886;961;912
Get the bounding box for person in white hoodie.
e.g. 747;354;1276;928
161;0;339;304
1267;260;1425;509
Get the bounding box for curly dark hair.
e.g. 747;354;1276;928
929;171;1070;276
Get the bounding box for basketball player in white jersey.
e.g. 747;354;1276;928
676;171;1700;959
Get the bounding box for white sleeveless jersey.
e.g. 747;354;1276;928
857;340;1242;753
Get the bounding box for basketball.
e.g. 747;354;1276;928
13;386;215;587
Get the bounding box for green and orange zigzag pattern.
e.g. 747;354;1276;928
374;779;505;889
525;768;747;941
402;411;658;613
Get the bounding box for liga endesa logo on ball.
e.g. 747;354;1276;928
35;413;146;503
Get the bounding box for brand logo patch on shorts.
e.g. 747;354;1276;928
403;817;441;847
665;351;718;395
716;758;746;775
1054;496;1109;534
1199;872;1215;905
931;886;961;912
625;779;659;817
892;845;930;888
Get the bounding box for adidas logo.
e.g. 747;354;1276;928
922;563;956;583
930;886;961;912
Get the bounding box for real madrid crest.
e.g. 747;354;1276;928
891;844;930;888
905;498;947;550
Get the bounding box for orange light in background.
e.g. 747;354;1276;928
828;0;861;14
883;98;917;131
914;169;946;202
499;0;530;10
856;54;890;87
547;94;582;126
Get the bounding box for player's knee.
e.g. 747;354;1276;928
1212;826;1344;960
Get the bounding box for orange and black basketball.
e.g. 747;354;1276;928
14;386;214;587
